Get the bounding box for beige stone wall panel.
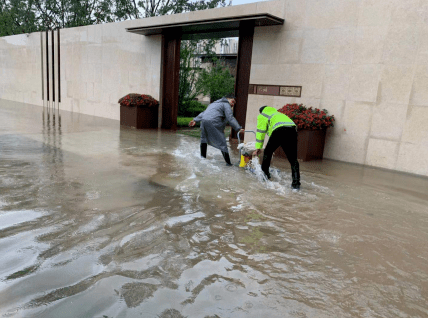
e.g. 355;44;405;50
418;25;428;65
304;0;359;29
366;139;399;169
379;64;414;104
87;25;103;44
272;95;299;108
252;26;282;65
353;26;388;64
322;65;352;100
358;0;394;27
278;30;304;64
343;101;373;137
320;98;345;130
390;0;426;25
256;0;285;18
401;106;428;145
301;64;325;98
370;102;408;141
324;134;368;164
250;64;298;85
284;0;307;30
410;65;428;106
348;65;382;102
381;24;421;65
87;45;103;64
396;142;428;176
301;29;330;64
326;28;355;65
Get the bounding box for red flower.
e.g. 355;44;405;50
118;93;159;108
277;103;335;130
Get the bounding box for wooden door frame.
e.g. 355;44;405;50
159;21;255;136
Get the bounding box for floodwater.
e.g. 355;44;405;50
1;100;428;318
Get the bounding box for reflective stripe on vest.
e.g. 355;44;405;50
261;113;273;120
272;121;295;130
257;129;267;133
261;113;273;133
256;139;264;143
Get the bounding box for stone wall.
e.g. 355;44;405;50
0;33;43;106
245;0;428;176
0;19;162;120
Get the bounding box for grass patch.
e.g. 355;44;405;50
177;117;195;127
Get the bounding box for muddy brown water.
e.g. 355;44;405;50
0;100;428;318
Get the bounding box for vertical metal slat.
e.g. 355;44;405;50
58;29;61;103
40;32;44;100
52;29;55;102
46;30;49;101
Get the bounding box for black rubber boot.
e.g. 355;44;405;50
222;151;232;166
291;163;300;190
263;170;271;180
200;143;207;158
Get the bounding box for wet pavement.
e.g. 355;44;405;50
1;100;428;318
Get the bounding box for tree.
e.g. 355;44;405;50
0;0;228;36
0;0;38;36
139;0;226;18
197;57;235;102
178;39;216;106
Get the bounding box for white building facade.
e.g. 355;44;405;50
1;0;428;176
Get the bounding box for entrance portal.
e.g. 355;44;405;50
127;13;284;138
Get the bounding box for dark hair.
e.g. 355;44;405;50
259;106;268;113
224;94;236;99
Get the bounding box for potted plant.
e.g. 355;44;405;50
276;103;335;161
118;94;159;129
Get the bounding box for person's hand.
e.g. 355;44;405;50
189;120;196;127
253;149;262;156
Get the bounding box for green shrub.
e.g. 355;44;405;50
177;117;198;127
178;100;207;117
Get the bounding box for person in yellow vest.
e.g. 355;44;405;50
252;106;301;189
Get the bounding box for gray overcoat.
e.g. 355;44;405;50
193;98;242;153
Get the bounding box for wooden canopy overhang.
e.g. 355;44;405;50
126;11;284;131
126;13;284;40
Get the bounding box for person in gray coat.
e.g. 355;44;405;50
189;94;244;165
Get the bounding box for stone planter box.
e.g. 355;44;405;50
275;129;327;161
120;105;158;129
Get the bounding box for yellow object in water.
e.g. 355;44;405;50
239;155;251;168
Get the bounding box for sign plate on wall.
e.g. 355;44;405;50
280;86;301;97
249;84;302;97
257;85;279;96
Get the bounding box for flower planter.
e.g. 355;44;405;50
120;105;158;129
274;129;327;161
118;94;159;129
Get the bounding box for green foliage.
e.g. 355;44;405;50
177;117;196;127
178;38;218;115
178;40;201;110
0;0;227;36
140;0;227;18
0;0;39;36
197;59;235;102
178;99;206;117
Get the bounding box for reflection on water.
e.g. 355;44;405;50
1;100;428;318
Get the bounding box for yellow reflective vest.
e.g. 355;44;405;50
255;106;296;149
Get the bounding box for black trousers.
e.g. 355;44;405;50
262;126;300;186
